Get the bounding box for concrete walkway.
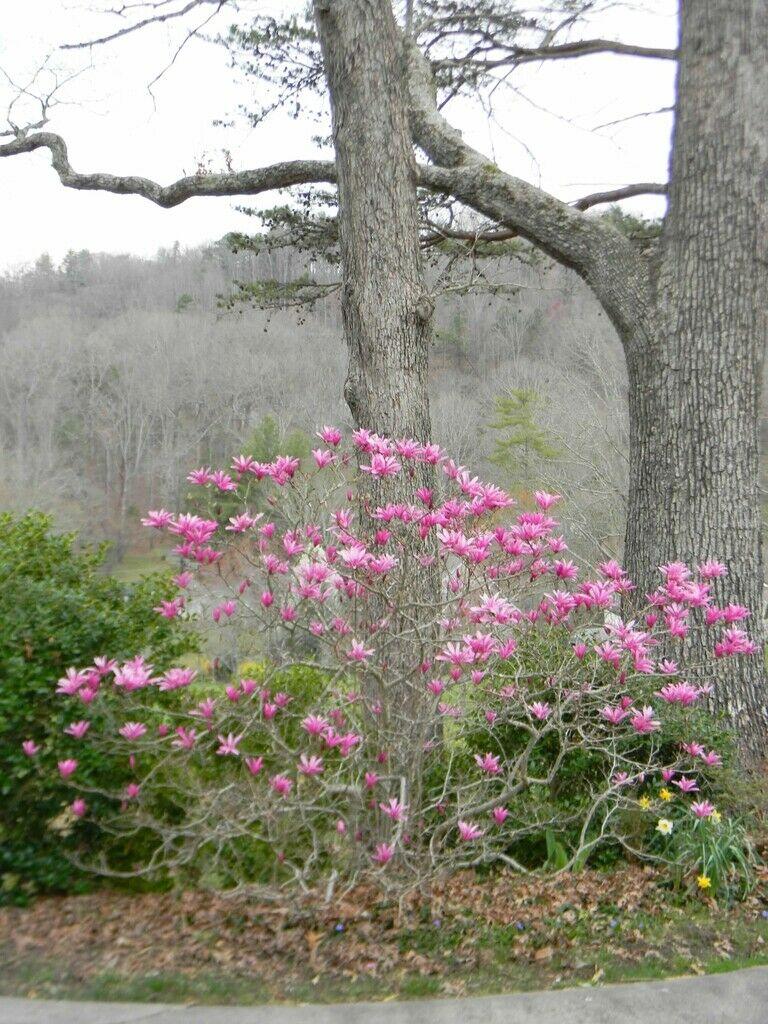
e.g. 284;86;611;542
1;967;766;1024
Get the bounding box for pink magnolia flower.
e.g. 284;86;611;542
58;759;78;778
298;754;324;777
312;448;335;468
714;627;758;657
71;798;87;818
231;454;256;475
216;732;242;756
594;641;622;668
656;681;699;706
492;807;509;825
210;470;236;492
158;667;197;692
141;509;174;529
673;776;699;793
192;697;216;721
700;749;723;768
658;659;679;675
317;425;342;446
172;727;198;750
458;820;485;842
245;756;264;776
530;701;552;722
361;453;401;478
698;560;727;580
364;771;379;789
554;558;579;580
226;513;259;533
124;782;141;800
56;667;88;696
379;797;407;822
173;571;193;589
691;800;715;819
114;656;154;692
600;705;628;725
154;597;184;619
372;842;395;865
474;752;501;774
302;714;329;736
682;741;706;757
93;656;117;676
534;490;561;510
64;720;91;740
630;706;660;734
336;819;347;835
269;773;293;797
347;640;374;663
119;722;147;742
22;739;40;756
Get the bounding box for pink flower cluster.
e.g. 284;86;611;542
37;429;754;885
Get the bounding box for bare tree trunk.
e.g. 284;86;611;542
313;0;433;443
314;0;437;781
624;1;768;760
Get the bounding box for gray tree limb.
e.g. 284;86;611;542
432;39;678;72
405;40;656;341
0;131;336;206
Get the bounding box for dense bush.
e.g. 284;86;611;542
0;512;194;899
45;434;758;900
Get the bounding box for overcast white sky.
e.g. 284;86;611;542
0;0;677;273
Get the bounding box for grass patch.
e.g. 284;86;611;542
110;551;169;582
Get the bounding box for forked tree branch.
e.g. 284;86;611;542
404;39;656;341
61;0;226;50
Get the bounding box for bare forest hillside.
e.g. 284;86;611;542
1;238;645;567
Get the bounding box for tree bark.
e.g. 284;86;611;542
313;0;433;443
313;1;438;776
623;0;768;760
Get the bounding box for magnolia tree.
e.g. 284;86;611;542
27;431;757;897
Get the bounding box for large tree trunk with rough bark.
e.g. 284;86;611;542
313;0;438;769
313;0;433;443
623;1;768;760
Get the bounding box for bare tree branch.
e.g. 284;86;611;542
422;223;519;247
432;38;678;73
593;105;674;131
573;182;668;211
0;131;336;207
61;0;225;50
405;39;655;342
0;58;91;139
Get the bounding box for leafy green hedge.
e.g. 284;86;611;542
0;512;195;900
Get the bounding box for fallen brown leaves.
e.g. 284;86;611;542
0;865;765;997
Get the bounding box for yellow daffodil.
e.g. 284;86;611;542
659;787;673;802
697;874;712;890
711;810;722;823
639;796;652;810
656;818;674;835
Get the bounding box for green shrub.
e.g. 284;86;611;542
0;511;195;900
